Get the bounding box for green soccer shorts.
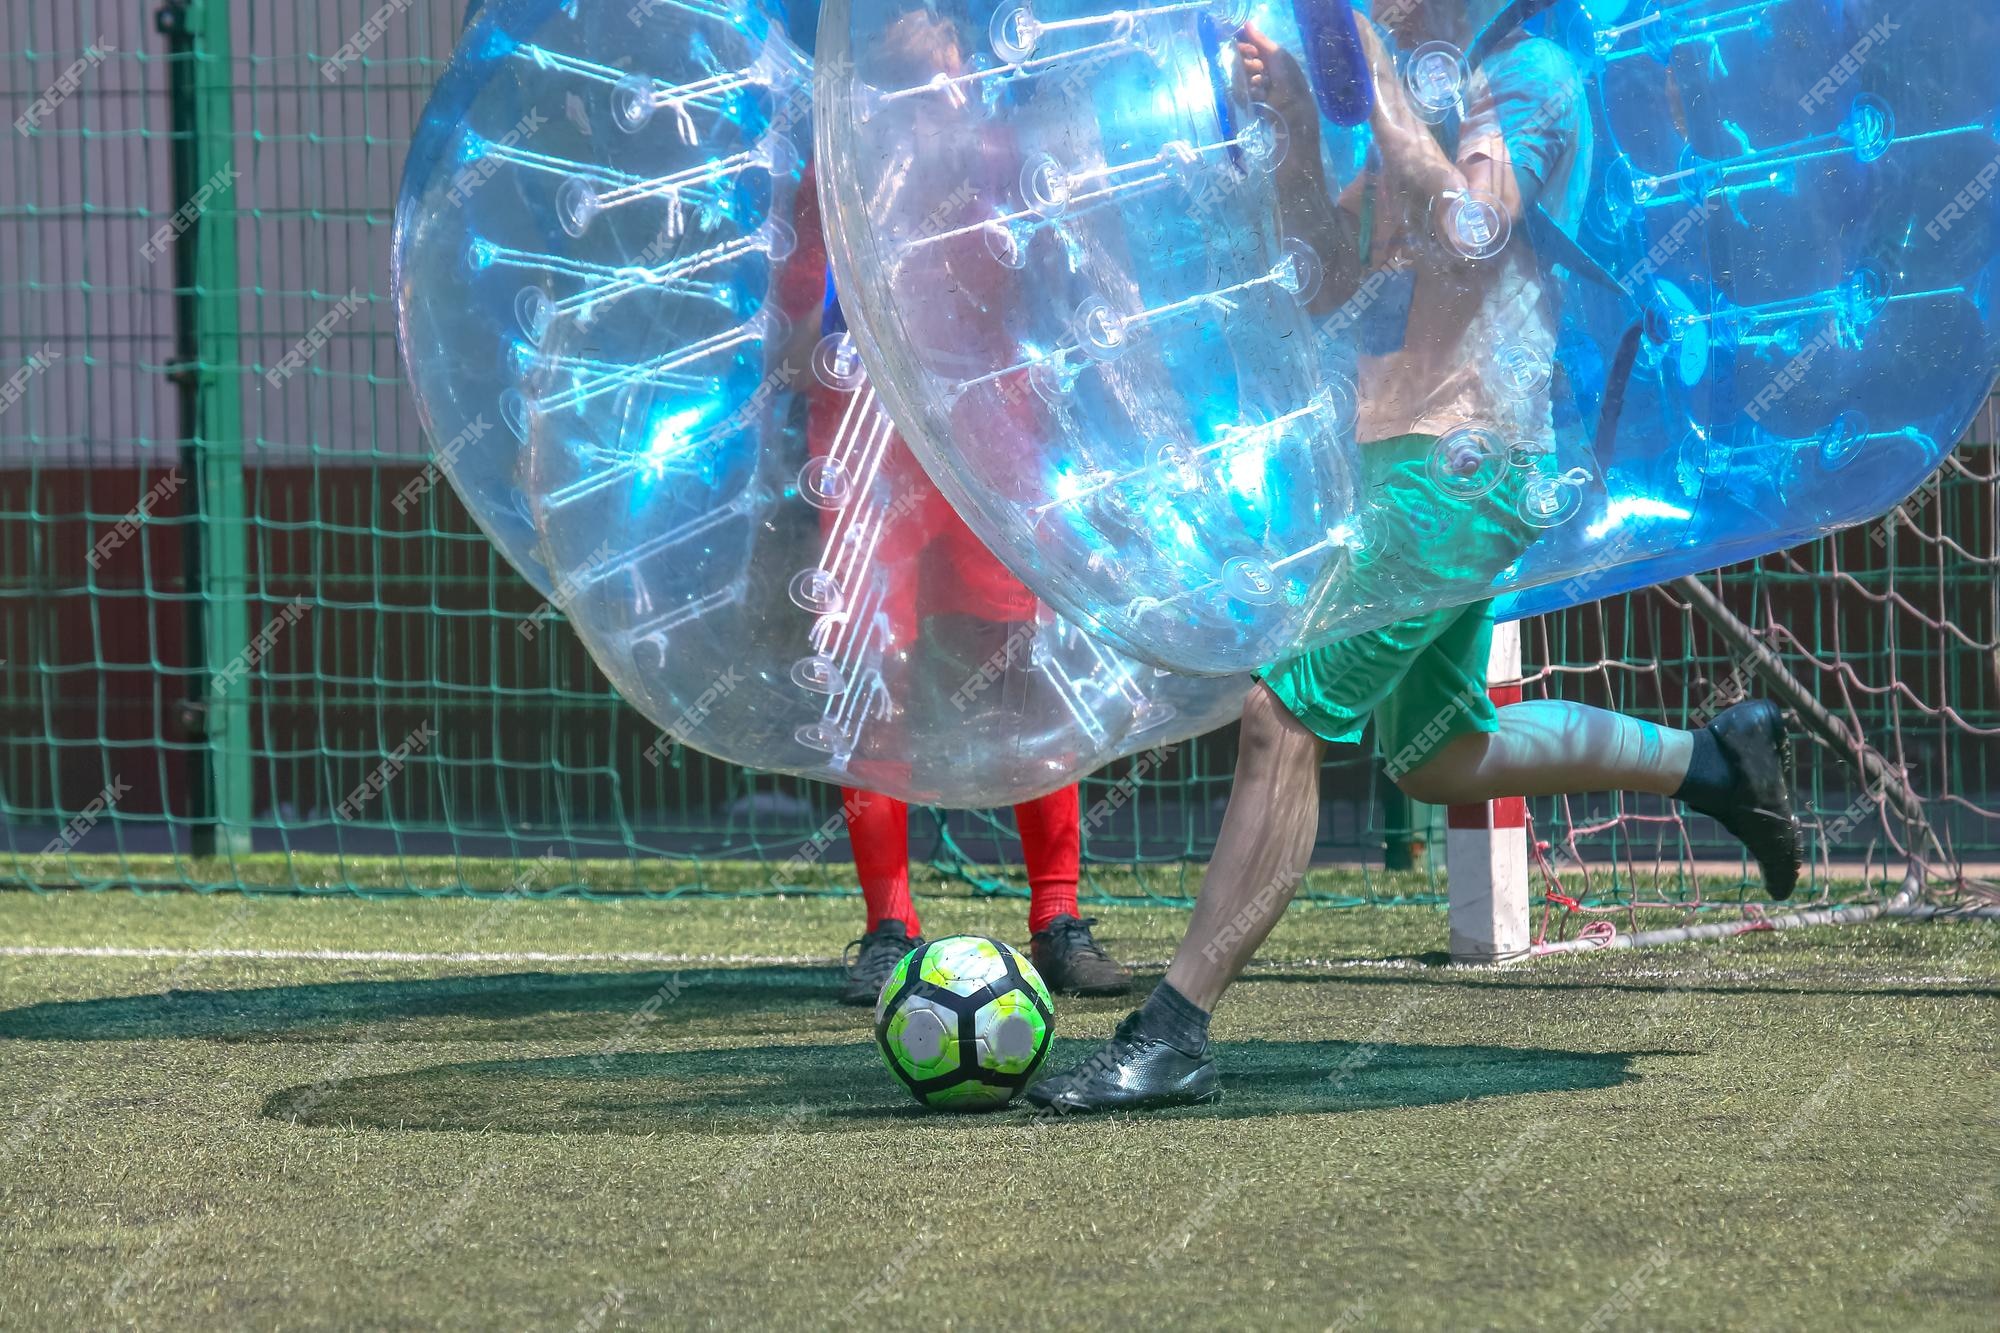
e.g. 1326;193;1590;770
1260;432;1536;763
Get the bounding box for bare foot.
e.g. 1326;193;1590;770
1232;23;1328;178
1232;22;1312;115
1235;22;1322;158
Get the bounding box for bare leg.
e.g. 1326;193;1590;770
1161;699;1689;1010
1398;697;1803;899
1394;701;1693;806
1160;683;1327;1012
1026;690;1800;1112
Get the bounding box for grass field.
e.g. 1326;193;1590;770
1;883;1994;1331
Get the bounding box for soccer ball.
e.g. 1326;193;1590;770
873;935;1055;1110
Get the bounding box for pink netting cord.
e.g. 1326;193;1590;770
1522;422;2000;948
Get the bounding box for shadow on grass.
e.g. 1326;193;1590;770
258;1038;1646;1134
0;967;846;1042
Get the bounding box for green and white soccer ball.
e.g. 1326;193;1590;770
873;935;1055;1110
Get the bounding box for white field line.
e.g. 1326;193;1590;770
0;944;841;967
0;945;1985;987
0;945;1438;971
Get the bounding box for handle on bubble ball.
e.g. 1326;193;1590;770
820;273;847;340
1286;0;1374;127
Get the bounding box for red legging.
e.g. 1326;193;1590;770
787;169;1075;934
846;785;1081;936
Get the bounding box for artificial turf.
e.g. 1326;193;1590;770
1;885;1993;1331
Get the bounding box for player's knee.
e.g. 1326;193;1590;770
1239;683;1319;775
1389;733;1484;806
1390;760;1457;806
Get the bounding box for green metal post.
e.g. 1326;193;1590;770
160;0;252;856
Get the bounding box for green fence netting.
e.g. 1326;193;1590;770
3;2;1995;906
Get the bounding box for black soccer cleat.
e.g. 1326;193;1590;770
1022;1011;1219;1114
839;920;923;1007
1029;914;1133;997
1684;699;1806;901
